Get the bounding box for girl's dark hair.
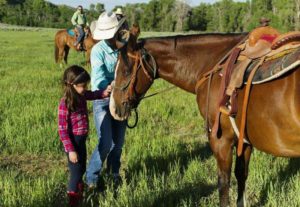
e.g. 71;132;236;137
62;65;90;111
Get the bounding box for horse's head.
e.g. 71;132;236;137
110;24;156;121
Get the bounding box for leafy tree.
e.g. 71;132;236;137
1;0;300;33
95;3;104;13
189;3;209;31
0;0;7;20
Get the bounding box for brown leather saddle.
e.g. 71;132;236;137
225;27;300;99
205;23;300;156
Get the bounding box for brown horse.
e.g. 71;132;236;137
54;28;97;66
109;27;300;207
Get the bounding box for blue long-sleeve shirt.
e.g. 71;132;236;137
91;40;119;91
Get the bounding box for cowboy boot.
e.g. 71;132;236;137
76;43;81;51
77;182;85;206
77;182;84;197
67;191;80;207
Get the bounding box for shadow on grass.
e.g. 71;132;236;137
145;181;215;207
47;182;67;207
125;142;212;182
256;158;300;206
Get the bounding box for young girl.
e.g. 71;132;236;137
58;65;110;206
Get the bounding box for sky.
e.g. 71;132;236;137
47;0;245;11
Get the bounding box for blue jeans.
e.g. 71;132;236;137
86;99;126;185
75;25;84;45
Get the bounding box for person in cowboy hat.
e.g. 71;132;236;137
115;8;124;20
86;11;126;190
114;7;129;31
71;5;89;50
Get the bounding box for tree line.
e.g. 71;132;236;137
0;0;104;28
0;0;300;33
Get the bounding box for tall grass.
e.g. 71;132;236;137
0;29;299;207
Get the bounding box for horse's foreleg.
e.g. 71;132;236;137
57;47;65;68
234;144;252;207
86;50;91;66
64;46;70;64
210;132;234;207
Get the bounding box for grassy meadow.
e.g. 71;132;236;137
0;28;299;207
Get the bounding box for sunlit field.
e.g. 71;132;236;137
0;28;299;207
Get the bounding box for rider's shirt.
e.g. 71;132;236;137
71;10;89;26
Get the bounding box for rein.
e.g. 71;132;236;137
141;86;176;100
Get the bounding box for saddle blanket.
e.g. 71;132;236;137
67;29;75;37
244;47;300;84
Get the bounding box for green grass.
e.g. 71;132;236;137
0;29;299;207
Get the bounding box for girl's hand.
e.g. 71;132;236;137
106;84;112;92
69;151;78;163
102;89;110;97
103;85;112;97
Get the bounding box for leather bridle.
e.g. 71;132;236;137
113;48;157;128
113;48;157;106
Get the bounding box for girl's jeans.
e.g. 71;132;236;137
86;99;126;185
67;135;87;192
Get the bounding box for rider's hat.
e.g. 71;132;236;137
93;11;126;40
115;8;124;15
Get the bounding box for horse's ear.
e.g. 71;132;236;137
130;23;140;38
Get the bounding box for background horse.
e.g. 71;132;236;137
109;26;300;207
54;27;97;66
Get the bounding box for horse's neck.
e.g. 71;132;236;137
144;34;247;93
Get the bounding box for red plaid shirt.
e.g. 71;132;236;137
58;90;105;152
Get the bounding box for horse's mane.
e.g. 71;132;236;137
140;32;248;41
137;32;248;49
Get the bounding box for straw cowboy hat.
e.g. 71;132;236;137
93;11;126;40
115;8;124;15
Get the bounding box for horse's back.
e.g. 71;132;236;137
55;29;68;37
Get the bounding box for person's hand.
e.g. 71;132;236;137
102;90;110;97
103;85;112;97
107;84;112;91
69;151;78;163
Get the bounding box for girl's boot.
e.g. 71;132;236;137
67;191;80;207
77;182;84;196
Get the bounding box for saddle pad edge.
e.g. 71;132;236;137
251;60;300;85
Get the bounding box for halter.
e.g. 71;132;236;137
113;48;157;128
113;48;157;101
